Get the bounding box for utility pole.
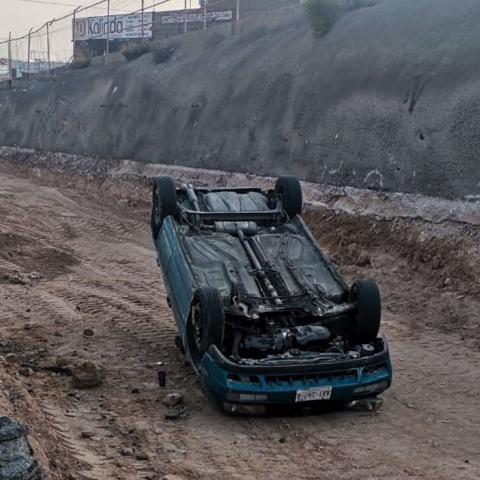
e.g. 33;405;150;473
27;28;32;80
141;0;145;44
236;0;240;22
72;7;81;60
184;0;188;34
72;6;81;42
46;22;51;73
8;32;12;88
106;0;111;55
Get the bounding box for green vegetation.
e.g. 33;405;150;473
122;43;151;62
303;0;340;37
151;46;175;65
71;52;91;70
304;0;380;37
121;42;175;64
71;58;91;69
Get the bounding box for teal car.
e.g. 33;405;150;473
151;176;392;413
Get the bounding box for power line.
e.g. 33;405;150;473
0;0;109;45
15;0;78;6
0;0;196;50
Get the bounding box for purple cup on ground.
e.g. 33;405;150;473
158;370;166;387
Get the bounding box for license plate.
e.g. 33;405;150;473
295;386;332;402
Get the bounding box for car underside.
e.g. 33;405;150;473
184;214;385;366
151;176;392;410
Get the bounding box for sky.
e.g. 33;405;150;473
0;0;197;41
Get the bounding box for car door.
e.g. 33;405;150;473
157;217;196;332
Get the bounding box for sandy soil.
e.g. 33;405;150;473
0;160;479;480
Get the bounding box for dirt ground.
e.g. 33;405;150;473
0;159;479;480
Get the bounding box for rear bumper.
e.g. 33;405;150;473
199;338;392;407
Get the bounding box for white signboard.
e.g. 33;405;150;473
74;13;153;41
160;10;233;25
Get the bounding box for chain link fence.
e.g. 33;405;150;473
1;1;158;85
0;0;298;88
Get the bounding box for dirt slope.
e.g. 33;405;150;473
0;157;479;479
1;0;480;199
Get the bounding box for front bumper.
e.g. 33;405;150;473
199;338;392;410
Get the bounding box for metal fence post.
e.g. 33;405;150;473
106;0;111;55
204;0;207;30
72;7;81;62
46;22;51;73
73;7;80;43
8;32;12;88
141;0;145;43
236;0;241;21
184;0;188;34
27;28;32;80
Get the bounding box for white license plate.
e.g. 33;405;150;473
295;386;332;403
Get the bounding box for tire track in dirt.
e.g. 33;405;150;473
1;164;480;479
0;170;177;479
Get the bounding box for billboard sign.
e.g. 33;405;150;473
160;10;233;25
74;13;153;41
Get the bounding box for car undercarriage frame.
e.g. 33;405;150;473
151;177;393;411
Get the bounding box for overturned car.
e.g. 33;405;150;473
151;176;392;413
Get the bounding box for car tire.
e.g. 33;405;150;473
151;176;177;240
349;279;381;344
188;287;225;363
0;418;45;480
275;176;303;218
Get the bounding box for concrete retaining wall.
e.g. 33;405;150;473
1;0;480;199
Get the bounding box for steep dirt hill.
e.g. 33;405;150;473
1;0;480;199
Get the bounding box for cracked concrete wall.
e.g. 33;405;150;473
1;0;480;199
